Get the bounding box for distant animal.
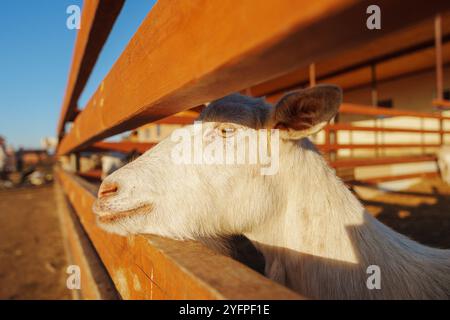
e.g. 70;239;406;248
93;85;450;299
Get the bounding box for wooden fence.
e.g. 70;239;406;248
56;0;450;299
319;103;450;182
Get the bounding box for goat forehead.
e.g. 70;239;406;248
199;94;273;129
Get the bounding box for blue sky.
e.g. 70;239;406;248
0;0;156;149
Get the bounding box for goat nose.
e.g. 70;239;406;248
98;182;119;199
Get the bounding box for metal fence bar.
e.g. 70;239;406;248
57;0;125;138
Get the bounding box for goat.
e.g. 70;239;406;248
93;85;450;299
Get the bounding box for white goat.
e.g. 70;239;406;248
438;146;450;184
93;85;450;299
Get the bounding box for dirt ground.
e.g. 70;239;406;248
0;184;71;299
0;176;448;299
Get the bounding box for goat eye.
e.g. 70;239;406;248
219;127;236;137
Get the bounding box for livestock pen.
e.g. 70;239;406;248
55;0;450;299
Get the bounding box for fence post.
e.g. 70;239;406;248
435;14;444;145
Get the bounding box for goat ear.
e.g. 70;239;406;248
273;84;342;139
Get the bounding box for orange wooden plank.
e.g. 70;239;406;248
151;108;202;125
54;182;119;299
57;0;125;138
88;141;156;154
154;115;196;125
77;169;102;181
322;41;450;91
339;103;450;119
251;10;450;96
354;172;439;184
435;15;444;101
57;0;450;155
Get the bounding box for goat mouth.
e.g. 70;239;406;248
95;203;154;224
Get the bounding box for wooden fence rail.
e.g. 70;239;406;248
330;155;437;168
339;103;450;119
325;123;448;134
86;141;156;154
57;0;450;156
